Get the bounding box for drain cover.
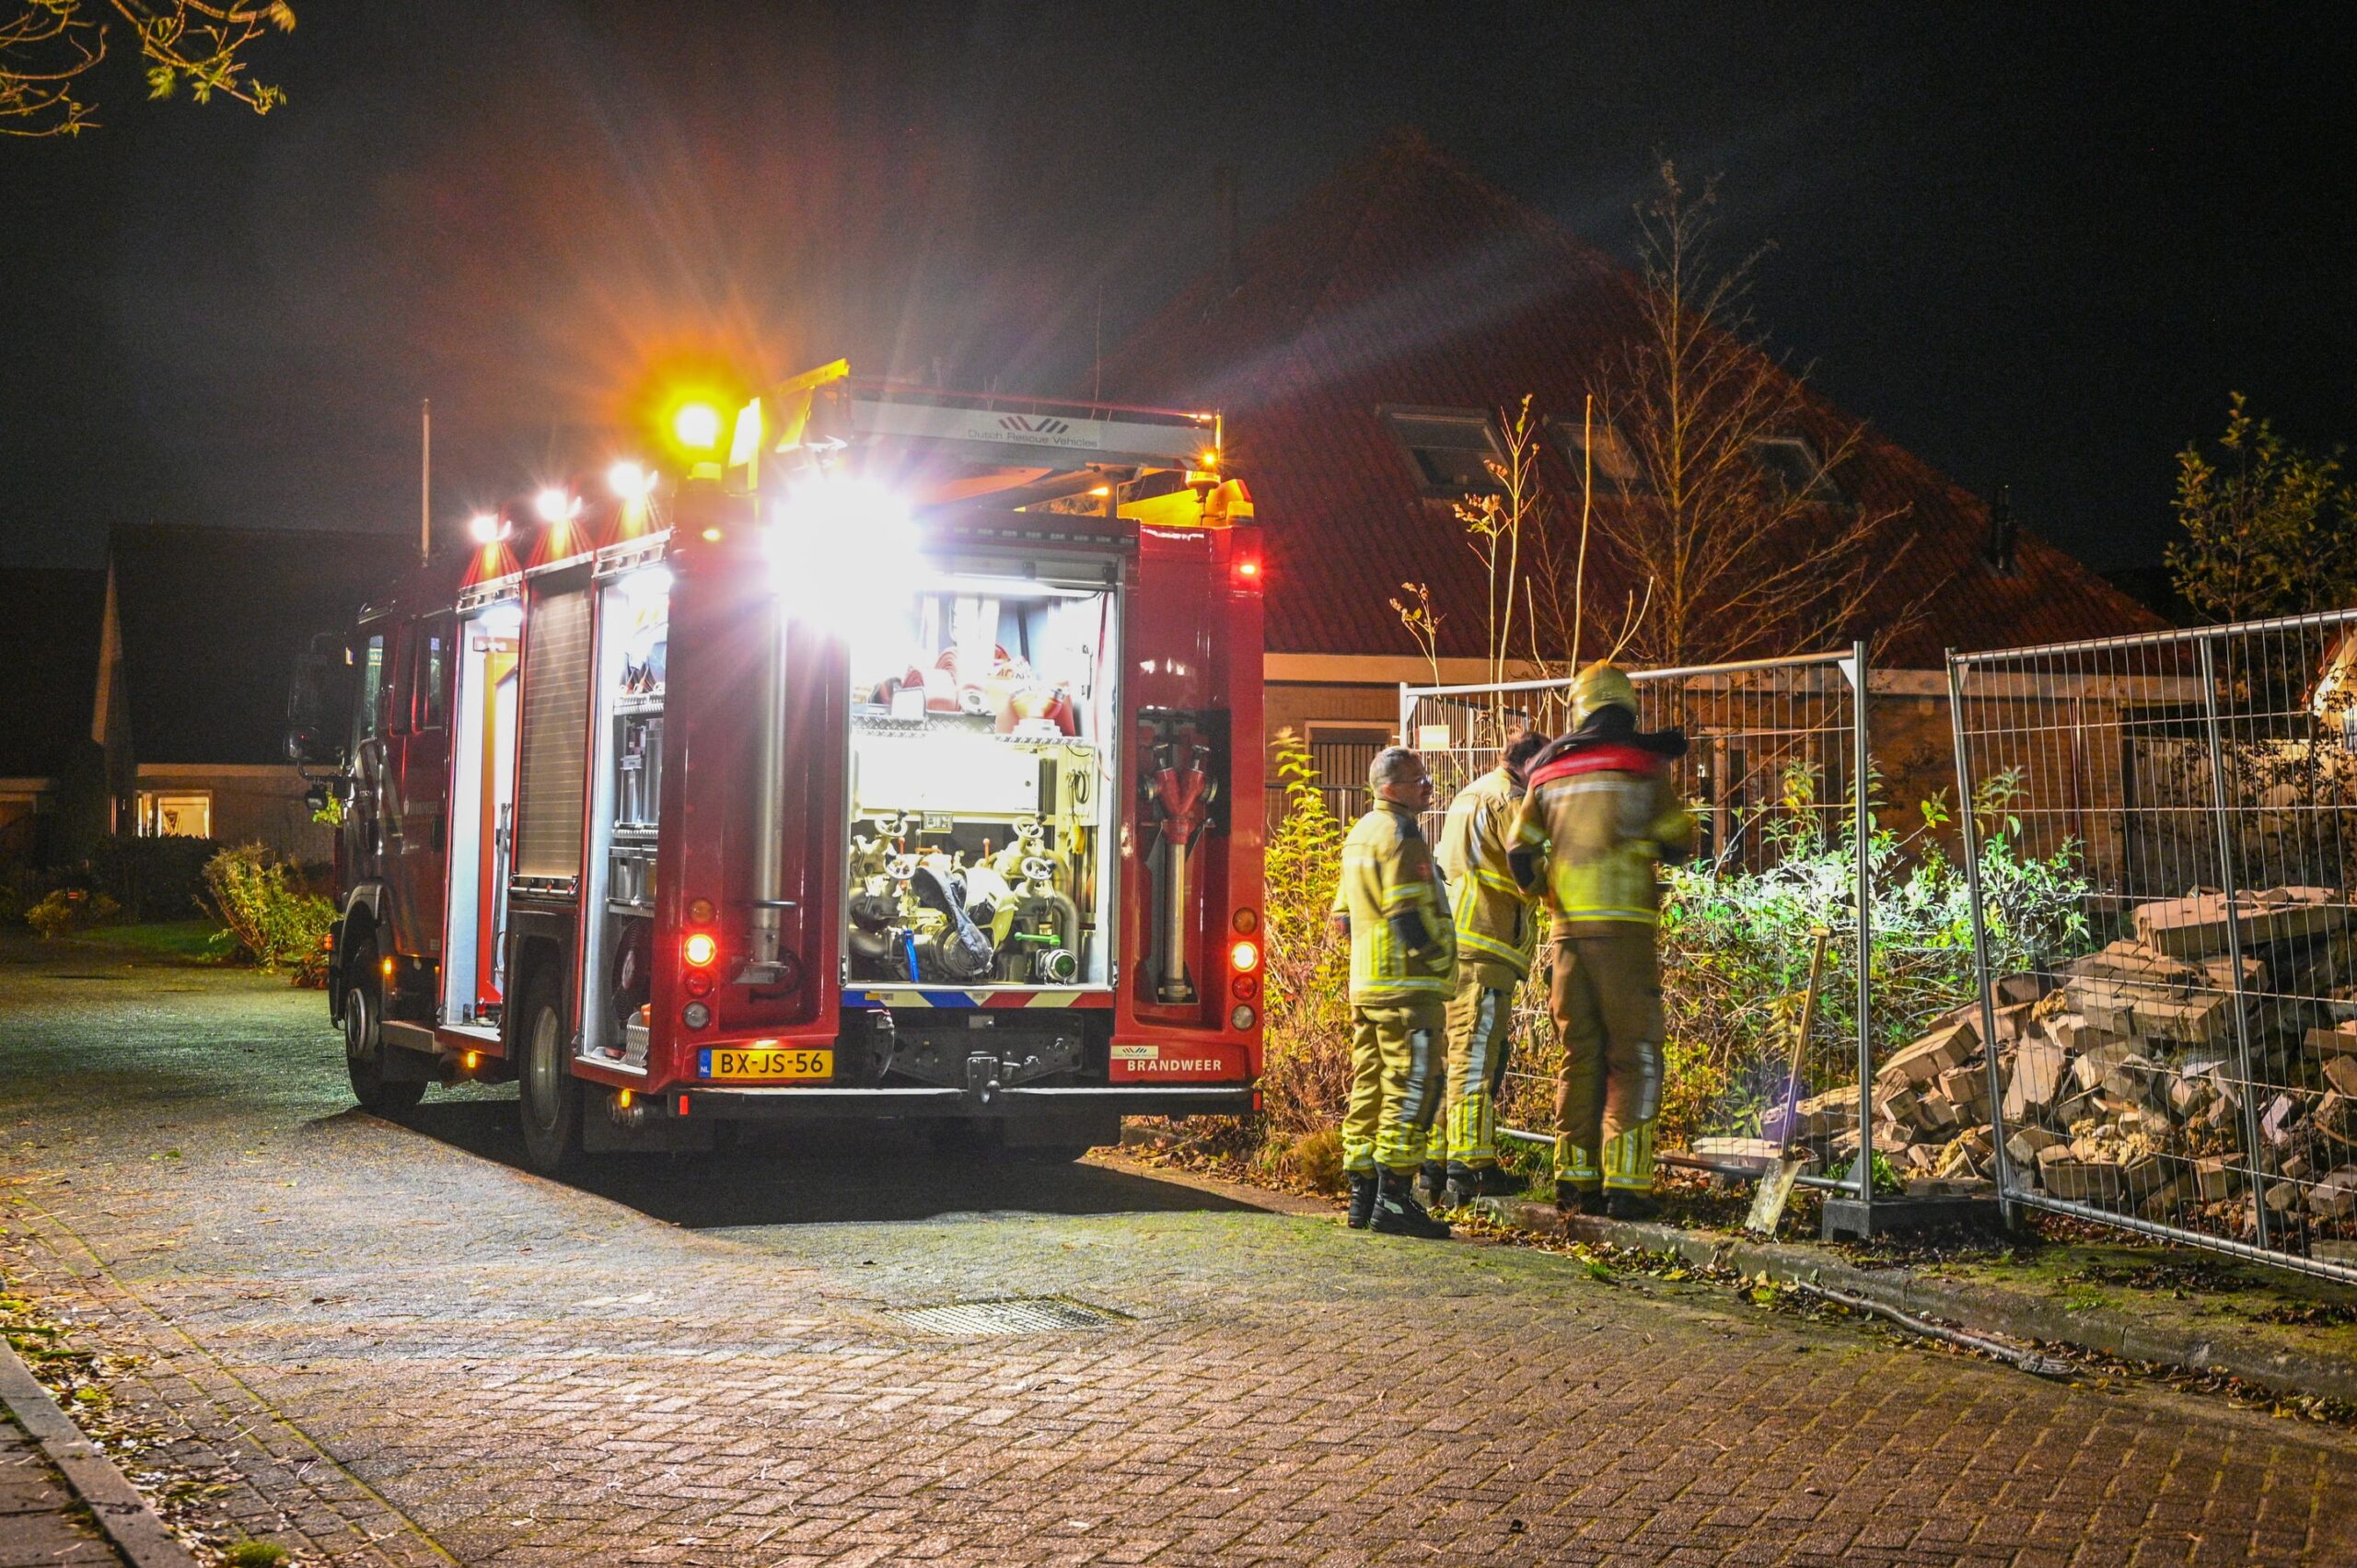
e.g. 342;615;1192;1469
888;1296;1131;1336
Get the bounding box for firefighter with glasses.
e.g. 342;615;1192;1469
1329;746;1456;1238
1512;664;1693;1220
1421;726;1551;1212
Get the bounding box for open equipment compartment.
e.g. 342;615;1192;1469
438;594;522;1030
578;543;671;1069
842;569;1119;992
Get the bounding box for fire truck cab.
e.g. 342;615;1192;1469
290;364;1263;1173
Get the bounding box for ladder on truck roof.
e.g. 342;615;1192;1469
760;360;1220;509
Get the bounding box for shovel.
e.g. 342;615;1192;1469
1746;924;1832;1237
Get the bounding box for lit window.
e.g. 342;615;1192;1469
1555;419;1644;494
136;791;213;839
1381;409;1504;498
1751;436;1846;505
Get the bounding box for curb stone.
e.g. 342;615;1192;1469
1476;1196;2357;1405
0;1334;199;1568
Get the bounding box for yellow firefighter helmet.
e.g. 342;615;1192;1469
1571;661;1639;725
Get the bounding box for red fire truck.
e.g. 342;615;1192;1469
287;364;1263;1173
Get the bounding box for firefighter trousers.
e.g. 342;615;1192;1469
1441;973;1516;1168
1547;929;1665;1193
1341;995;1448;1176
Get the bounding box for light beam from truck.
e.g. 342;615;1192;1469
762;474;919;638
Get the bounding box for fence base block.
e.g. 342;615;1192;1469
1821;1191;2003;1241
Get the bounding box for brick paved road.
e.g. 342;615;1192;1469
3;941;2355;1567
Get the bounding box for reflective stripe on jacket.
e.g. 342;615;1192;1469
1512;743;1695;937
1437;765;1538;985
1331;803;1456;1002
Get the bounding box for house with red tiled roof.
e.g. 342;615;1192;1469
1102;131;2164;815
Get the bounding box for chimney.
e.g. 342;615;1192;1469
1214;165;1241;290
1986;484;2018;575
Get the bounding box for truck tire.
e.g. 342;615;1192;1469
516;970;581;1176
343;933;426;1118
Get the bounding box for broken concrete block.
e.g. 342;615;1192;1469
2139;1178;2186;1220
2308;1022;2357;1059
2305;1167;2357;1220
2039;1013;2090;1054
2011;1037;2067;1108
2006;1125;2068;1167
1876;1022;1977;1094
2073;1039;2133;1093
2042;1160;2124;1202
2118;1151;2166;1196
2134;888;2345;959
1993;972;2046;1006
2100;1054;2162;1107
2260;1093;2304;1149
2192;1156;2235;1202
2133;993;2237;1046
2326;1056;2357;1098
1935;1064;1991;1118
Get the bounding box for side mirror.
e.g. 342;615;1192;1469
286;631;349;772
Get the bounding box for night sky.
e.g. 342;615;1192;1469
4;3;2350;576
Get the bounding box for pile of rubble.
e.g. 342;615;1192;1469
1767;885;2357;1235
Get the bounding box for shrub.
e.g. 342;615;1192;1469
87;833;224;923
203;844;335;985
1258;730;1355;1141
24;887;122;940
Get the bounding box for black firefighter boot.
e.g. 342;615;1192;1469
1416;1161;1449;1210
1446;1163;1526;1207
1346;1173;1378;1230
1604;1190;1661;1223
1370;1167;1452;1239
1555;1181;1604;1217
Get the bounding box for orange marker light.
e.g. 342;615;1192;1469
462;1050;481;1072
683;932;718;968
380;957;395;979
617;1088;633;1109
1229;938;1260;974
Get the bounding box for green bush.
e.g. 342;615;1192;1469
87;833;224;922
24;887;123;940
203;844;335;985
1257;731;1355;1147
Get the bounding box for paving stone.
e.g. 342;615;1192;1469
4;950;2357;1565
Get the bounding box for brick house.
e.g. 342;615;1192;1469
1099;131;2164;820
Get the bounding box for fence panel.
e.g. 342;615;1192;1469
1402;648;1893;1211
1951;610;2357;1283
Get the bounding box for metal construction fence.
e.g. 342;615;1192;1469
1949;610;2357;1283
1401;644;1919;1223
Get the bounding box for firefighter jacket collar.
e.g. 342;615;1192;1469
1526;708;1687;786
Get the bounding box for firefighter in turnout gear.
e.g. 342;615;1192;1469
1329;747;1457;1239
1511;664;1694;1221
1421;726;1551;1212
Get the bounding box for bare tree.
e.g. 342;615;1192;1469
2;1;294;137
1579;161;1912;668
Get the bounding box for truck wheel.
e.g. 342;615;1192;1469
516;971;581;1176
343;934;426;1118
